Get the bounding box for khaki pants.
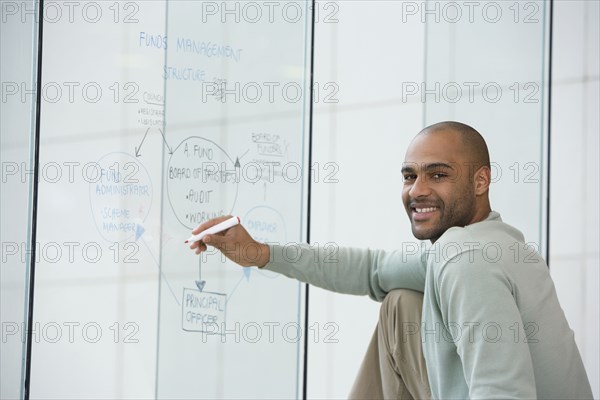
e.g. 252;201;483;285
349;289;432;400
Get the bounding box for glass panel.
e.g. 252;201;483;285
27;2;167;397
155;1;312;398
0;1;39;397
423;0;549;251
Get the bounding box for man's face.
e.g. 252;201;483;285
401;131;477;242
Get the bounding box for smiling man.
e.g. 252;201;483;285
401;122;492;243
191;121;593;399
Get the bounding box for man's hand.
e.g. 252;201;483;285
188;215;270;267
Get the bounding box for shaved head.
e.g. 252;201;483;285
419;121;490;170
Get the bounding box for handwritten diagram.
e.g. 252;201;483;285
166;136;239;230
89;152;153;243
87;126;292;335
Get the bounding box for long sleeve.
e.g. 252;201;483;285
263;243;426;302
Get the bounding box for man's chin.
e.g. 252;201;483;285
411;224;441;241
411;227;432;241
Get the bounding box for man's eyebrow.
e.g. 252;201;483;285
424;162;454;171
401;165;415;174
401;162;454;173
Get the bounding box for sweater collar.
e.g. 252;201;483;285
485;210;502;222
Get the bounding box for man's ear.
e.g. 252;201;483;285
474;166;491;195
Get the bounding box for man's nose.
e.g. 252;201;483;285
408;176;431;198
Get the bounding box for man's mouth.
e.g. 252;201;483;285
411;206;439;221
414;207;438;213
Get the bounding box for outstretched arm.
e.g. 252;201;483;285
189;216;426;301
265;244;425;301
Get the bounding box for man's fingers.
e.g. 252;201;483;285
203;234;226;249
188;220;258;267
191;241;207;251
191;215;233;235
191;240;207;254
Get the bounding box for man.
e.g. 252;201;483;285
190;121;593;399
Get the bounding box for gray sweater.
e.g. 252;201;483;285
264;211;593;399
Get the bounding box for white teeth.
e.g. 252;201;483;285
415;207;437;213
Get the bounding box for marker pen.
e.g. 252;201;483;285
185;216;240;244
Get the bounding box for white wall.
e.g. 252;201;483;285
550;1;600;398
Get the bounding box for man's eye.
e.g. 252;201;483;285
403;175;416;181
432;173;447;179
